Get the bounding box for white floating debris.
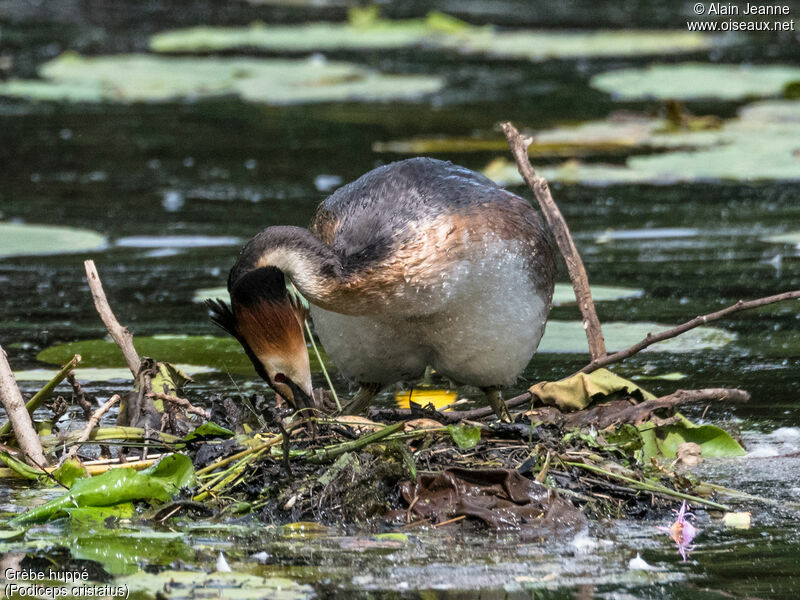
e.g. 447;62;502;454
628;553;657;571
216;552;232;573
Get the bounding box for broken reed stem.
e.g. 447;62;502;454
0;456;159;480
58;394;120;466
501;121;607;360
0;354;81;438
566;461;731;511
147;392;210;420
576;290;800;375
84;259;141;377
0;345;47;466
39;425;182;448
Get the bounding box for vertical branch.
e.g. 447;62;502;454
0;345;47;467
84;259;141;377
501;121;607;360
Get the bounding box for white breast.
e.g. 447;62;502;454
309;239;551;388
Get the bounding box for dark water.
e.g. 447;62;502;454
1;1;799;598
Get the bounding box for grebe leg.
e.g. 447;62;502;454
482;386;512;423
342;382;383;415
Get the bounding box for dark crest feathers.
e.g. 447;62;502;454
205;298;238;339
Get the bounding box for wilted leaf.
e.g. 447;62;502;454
530;368;656;412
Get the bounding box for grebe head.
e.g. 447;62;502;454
207;266;314;410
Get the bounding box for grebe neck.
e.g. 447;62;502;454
232;226;345;310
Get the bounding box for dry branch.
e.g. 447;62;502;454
527;387;750;430
84;259;141;376
147;392;211;420
58;394;120;466
576;290;800;375
0;345;47;466
501;121;606;360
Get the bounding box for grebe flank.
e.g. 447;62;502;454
208;158;556;420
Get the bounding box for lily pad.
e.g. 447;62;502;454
115;235;241;248
591;63;800;100
151;13;716;61
552;283;642;306
194;286;229;303
14;366;216;382
36;335;329;375
538;321;735;354
117;570;313;600
485;99;800;185
0;222;106;259
762;231;800;248
0;52;443;105
639;415;746;460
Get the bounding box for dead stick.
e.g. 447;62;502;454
576;290;800;375
84;259;141;377
501;121;606;360
0;354;81;437
147;392;210;420
58;394;120;466
0;345;47;467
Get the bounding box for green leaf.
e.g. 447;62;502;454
638;415;745;461
52;459;89;488
63;502;135;525
446;424;481;450
10;454;196;525
184;422;235;443
604;424;645;460
0;222;106;259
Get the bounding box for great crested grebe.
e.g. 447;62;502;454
208;158;556;420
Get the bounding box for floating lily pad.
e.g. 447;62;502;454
37;335;328;375
0;52;443;105
13;366;216;383
591;63;800;100
552;283;642;306
193;286;229;303
485;99;800;185
115;235;242;248
0;222;106;259
762;231;800;247
538;321;735;354
117;570;313;600
151;13;715;61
